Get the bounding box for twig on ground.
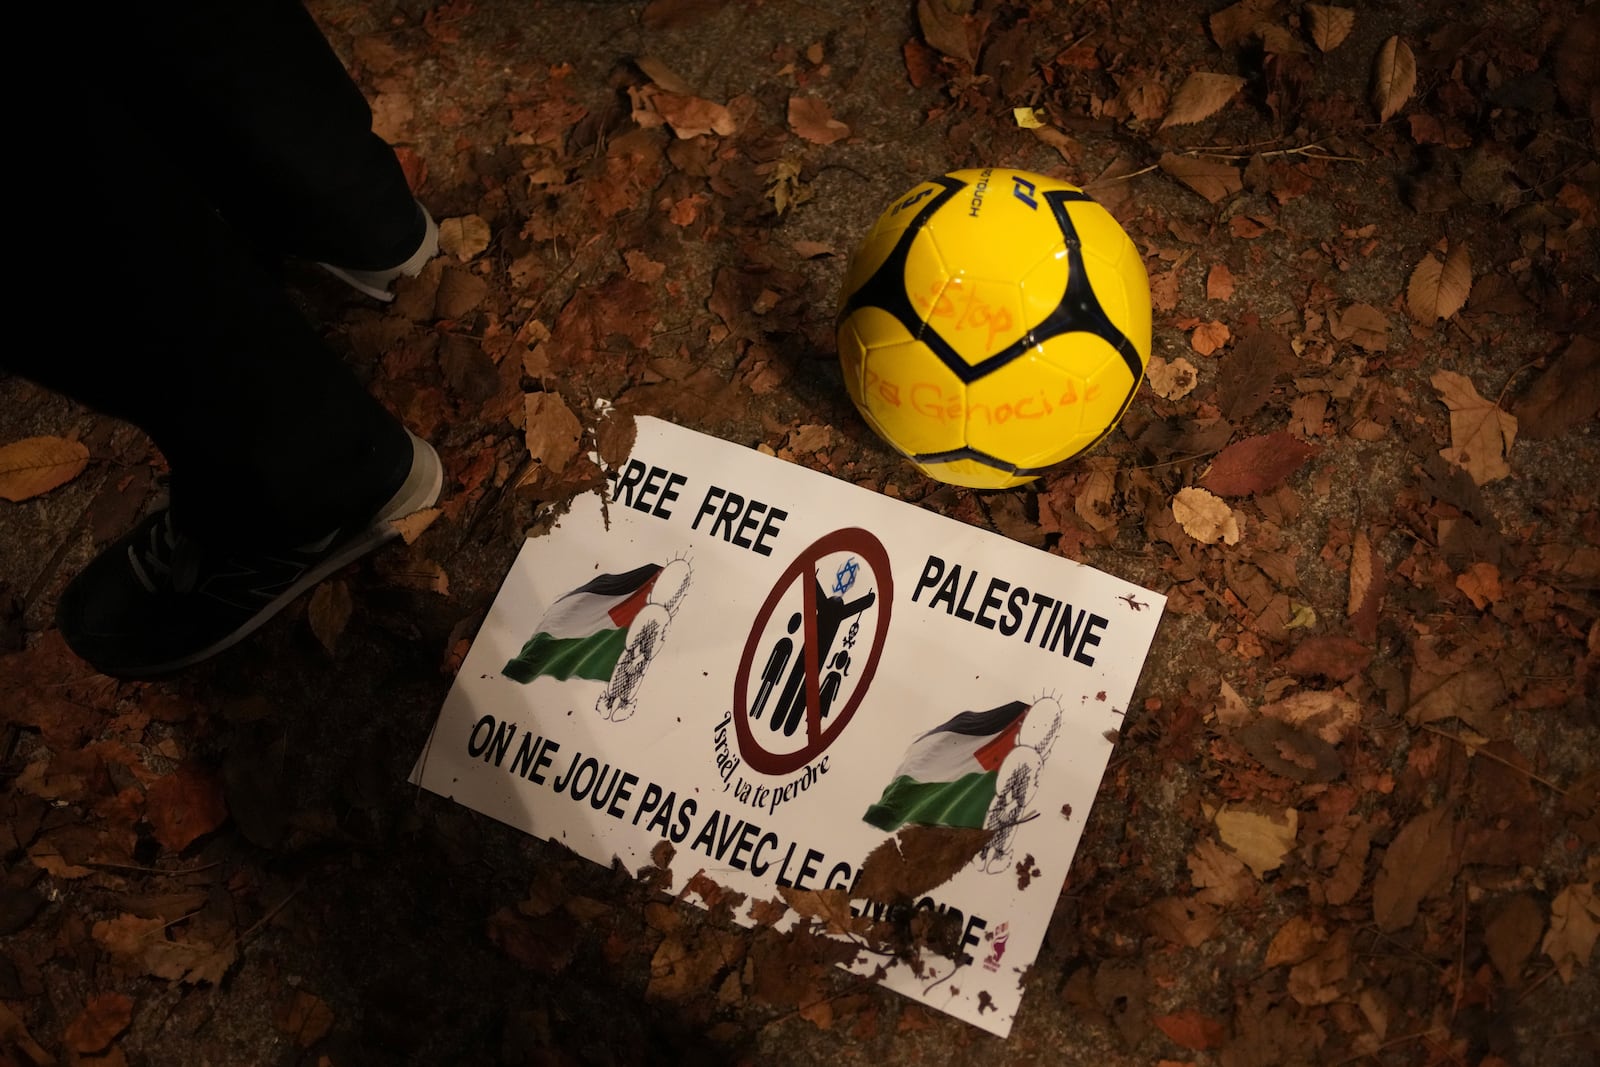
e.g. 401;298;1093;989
1420;724;1567;796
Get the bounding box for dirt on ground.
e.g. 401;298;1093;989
2;1;1598;1065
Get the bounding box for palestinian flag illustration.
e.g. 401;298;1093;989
503;563;666;684
862;701;1031;831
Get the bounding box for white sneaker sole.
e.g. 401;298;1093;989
318;201;440;303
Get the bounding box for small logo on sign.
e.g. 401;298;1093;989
832;556;859;596
983;922;1010;972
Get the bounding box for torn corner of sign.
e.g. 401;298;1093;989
414;417;1166;1037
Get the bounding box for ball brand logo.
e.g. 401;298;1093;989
1011;176;1038;210
912;278;1015;350
862;368;1103;425
967;166;994;217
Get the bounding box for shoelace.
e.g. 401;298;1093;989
127;513;203;595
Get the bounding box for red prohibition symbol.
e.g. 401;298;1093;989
732;528;894;776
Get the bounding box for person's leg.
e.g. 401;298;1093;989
95;0;426;273
6;61;439;676
20;87;415;551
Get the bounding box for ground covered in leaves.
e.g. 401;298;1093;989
2;0;1598;1064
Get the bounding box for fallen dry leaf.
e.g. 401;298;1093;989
1284;635;1372;681
1215;678;1250;728
652;92;736;138
1215;807;1298;877
1484;893;1544;983
64;991;134;1054
1329;303;1389;352
524;391;583;477
1407;665;1508;737
1372;36;1417;122
1209;0;1274;48
747;896;788;927
1287;928;1352;1006
634;54;696;94
436;266;488;320
94;913;167;959
352;34;403;73
916;0;974;64
778;887;869;937
1033;124;1081;164
1200;432;1319;496
594;409;637;475
173;938;238;986
1542;881;1600;983
1552;8;1599;116
852;825;991;903
1146;355;1199;400
1406;241;1472;322
1220;326;1294;418
798;996;834;1029
1074;458;1120;532
1432;370;1517;485
1189;837;1254;906
489;906;581;974
1238;719;1343;783
1172;487;1242;545
791;240;835;259
1306;4;1355;52
0;435;90;502
370;90;413;143
1454;560;1502;609
1260;689;1360;744
1265;914;1324;968
145;762;228;853
1191;320;1231;356
1373;804;1459;931
788;95;850;144
24;833;92;878
276;990;335;1048
1206;262;1235;300
1346;529;1382;640
786;423;834;454
438;214;491;261
308;579;352;655
1159;154;1243;203
1144;895;1221;947
1154;1009;1227;1050
1512;335;1600;439
1161;72;1247;128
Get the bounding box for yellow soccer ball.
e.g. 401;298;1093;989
837;168;1151;489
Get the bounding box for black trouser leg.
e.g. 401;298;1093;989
7;2;418;549
99;0;423;268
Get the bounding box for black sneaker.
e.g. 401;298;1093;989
57;430;443;678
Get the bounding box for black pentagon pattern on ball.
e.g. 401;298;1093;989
838;173;968;342
841;183;1143;387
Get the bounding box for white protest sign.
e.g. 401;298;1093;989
413;416;1165;1036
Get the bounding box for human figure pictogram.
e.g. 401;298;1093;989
770;574;876;737
750;612;801;721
